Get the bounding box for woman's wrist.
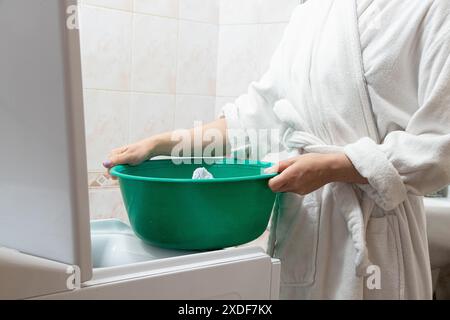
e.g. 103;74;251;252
143;134;167;158
326;153;368;185
145;130;179;157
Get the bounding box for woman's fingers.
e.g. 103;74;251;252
112;146;128;154
102;145;133;180
104;147;125;168
103;152;129;169
264;158;297;174
268;169;294;192
268;179;287;192
266;158;299;192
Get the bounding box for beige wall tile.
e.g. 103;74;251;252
219;0;260;25
174;95;216;129
89;188;129;223
129;93;176;142
79;5;132;90
258;23;287;76
83;89;129;171
179;0;219;24
176;21;218;95
259;0;299;23
132;14;178;94
134;0;179;18
80;0;133;11
216;25;260;97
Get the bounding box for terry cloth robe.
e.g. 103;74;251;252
221;0;450;299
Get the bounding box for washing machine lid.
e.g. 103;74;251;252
0;0;92;281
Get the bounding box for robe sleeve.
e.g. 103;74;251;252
220;7;303;160
345;35;450;211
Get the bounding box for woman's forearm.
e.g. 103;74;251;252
327;153;368;185
150;118;229;157
105;118;229;168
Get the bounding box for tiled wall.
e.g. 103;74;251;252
215;0;300;116
78;0;219;221
79;0;300;221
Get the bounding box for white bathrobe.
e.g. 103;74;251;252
222;0;450;299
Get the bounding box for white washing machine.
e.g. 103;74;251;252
0;0;280;300
0;220;280;300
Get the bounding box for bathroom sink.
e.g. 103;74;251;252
424;190;450;269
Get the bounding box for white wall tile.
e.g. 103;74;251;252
79;5;132;90
258;23;287;76
174;95;216;129
132;15;178;94
80;0;133;11
219;0;260;25
215;96;236;117
134;0;179;18
89;188;129;223
176;21;218;96
179;0;219;24
216;25;260;97
83;89;129;171
259;0;299;23
129;93;176;142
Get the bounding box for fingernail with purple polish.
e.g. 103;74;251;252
103;160;112;168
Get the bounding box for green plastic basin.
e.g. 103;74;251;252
110;158;277;250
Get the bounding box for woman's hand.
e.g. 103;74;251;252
265;153;368;195
103;138;156;176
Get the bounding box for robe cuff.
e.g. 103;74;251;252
344;137;408;211
221;103;250;159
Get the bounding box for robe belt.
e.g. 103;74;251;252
281;127;373;277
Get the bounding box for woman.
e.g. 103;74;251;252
104;0;450;299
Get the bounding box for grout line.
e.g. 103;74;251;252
216;95;238;99
84;87;217;98
215;20;222;100
257;23;264;78
81;3;220;25
127;0;135;144
88;185;120;191
173;0;181;131
80;2;133;13
219;21;290;27
80;3;290;25
81;3;135;15
213;5;220;99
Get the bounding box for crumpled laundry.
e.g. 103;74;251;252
192;167;214;180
